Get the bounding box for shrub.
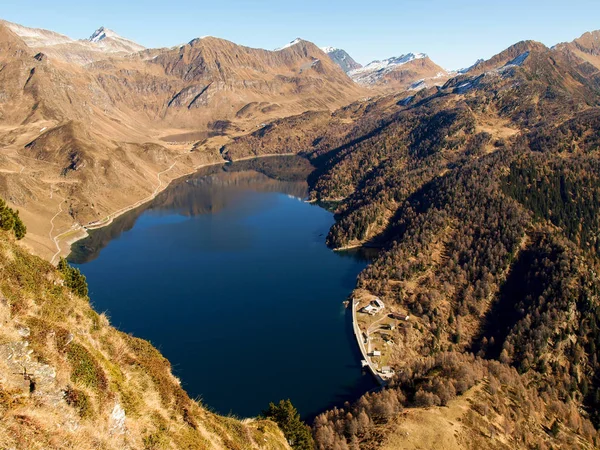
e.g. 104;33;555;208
64;386;93;418
58;258;89;298
66;342;108;391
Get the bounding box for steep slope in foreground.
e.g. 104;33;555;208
223;37;600;449
0;226;290;449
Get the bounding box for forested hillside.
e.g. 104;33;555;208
224;39;600;449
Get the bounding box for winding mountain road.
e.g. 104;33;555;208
49;198;66;265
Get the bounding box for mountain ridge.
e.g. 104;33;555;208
0;19;366;262
2;17;600;450
221;31;600;448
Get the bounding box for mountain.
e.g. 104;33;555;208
348;52;449;91
85;26;145;53
322;47;449;92
554;30;600;70
0;20;145;65
321;46;362;73
0;21;365;261
0;20;73;47
222;33;600;449
465;39;548;75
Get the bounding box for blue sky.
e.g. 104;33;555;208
2;0;599;69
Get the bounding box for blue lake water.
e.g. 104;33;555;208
69;156;376;419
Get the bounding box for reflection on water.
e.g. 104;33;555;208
69;155;377;419
70;156;314;264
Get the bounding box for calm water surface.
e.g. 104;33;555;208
69;156;376;418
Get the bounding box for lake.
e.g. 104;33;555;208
69;156;376;419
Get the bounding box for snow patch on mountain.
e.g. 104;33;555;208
275;38;303;51
504;51;530;68
88;27;115;43
3;21;73;47
321;46;362;73
349;53;427;84
85;26;145;53
351;53;426;75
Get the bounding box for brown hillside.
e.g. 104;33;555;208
377;57;449;92
0;21;366;260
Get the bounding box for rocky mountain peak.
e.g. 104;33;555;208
321;46;362;73
88;26;115;43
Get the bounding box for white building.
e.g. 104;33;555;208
380;366;394;376
372;298;385;310
361;304;378;315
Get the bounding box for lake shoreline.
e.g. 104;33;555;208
55;153;301;263
72;165;375;418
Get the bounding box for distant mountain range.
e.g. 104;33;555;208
321;46;450;91
0;21;145;64
0;19;512;94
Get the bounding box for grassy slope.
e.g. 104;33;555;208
0;230;290;450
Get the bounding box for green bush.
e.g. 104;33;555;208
66;342;108;391
64;386;93;418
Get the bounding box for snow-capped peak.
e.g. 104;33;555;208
320;46;363;73
356;53;426;72
349;53;426;77
88;27;118;43
348;52;429;85
275;38;303;51
85;26;145;53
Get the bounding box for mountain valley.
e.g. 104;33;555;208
1;17;600;450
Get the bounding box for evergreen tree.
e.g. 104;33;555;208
0;198;26;240
58;258;89;298
263;399;314;450
12;210;26;240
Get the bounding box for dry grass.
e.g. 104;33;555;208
0;230;290;449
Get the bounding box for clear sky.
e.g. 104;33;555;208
2;0;599;70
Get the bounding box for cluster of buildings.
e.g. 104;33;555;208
356;296;408;383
